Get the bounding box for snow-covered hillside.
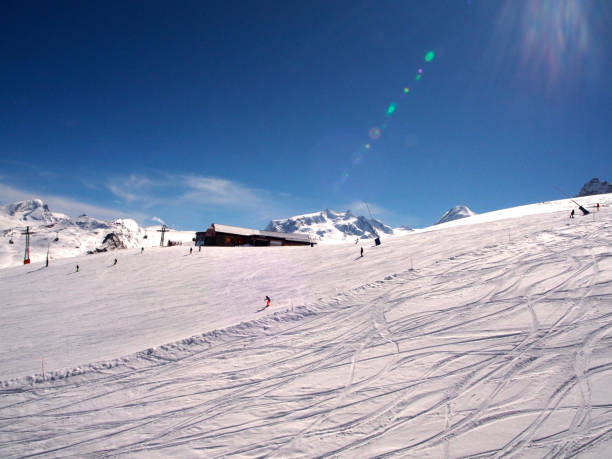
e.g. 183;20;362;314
1;193;611;457
577;178;612;197
435;205;476;224
0;200;195;269
265;209;396;243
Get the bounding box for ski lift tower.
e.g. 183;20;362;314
21;226;34;264
157;224;169;247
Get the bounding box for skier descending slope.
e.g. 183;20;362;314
265;296;271;308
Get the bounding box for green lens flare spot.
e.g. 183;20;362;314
415;74;422;81
403;87;410;93
386;103;397;116
425;51;435;62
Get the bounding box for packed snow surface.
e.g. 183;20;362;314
0;194;611;457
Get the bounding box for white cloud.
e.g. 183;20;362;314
108;183;138;203
343;200;388;218
340;200;422;228
107;174;158;204
180;175;264;208
107;172;272;211
0;182;145;222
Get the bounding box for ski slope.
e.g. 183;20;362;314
1;195;611;457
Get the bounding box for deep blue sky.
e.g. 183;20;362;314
1;0;610;229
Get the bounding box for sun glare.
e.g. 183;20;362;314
497;0;599;87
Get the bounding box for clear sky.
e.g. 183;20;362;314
1;0;610;230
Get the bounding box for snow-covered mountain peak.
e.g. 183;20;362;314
7;199;47;215
3;199;68;224
112;218;141;233
0;199;194;268
436;205;476;225
265;209;394;243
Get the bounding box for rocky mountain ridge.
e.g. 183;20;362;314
265;209;400;243
577;178;612;197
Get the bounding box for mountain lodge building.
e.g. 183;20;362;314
195;224;313;247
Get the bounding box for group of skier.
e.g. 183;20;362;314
570;202;600;219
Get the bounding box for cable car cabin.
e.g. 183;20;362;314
195;223;312;247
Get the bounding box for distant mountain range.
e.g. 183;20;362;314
577;178;612;197
0;199;150;268
264;209;403;243
1;200;413;267
18;194;597;267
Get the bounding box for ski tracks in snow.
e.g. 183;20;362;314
1;217;612;457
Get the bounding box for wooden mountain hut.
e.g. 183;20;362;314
195;223;313;247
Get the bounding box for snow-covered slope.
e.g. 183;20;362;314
265;209;395;243
577;177;612;197
435;205;476;224
0;200;195;269
1;193;611;457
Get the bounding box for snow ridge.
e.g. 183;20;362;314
435;205;476;225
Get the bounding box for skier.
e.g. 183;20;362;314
141;247;144;254
265;296;271;308
360;247;364;257
596;203;600;211
570;209;575;219
113;258;118;265
76;264;79;272
189;247;193;255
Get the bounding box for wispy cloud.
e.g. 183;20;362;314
107;174;159;205
343;200;388;218
0;182;145;222
180;175;264;208
108;172;272;211
104;171;307;226
341;200;422;228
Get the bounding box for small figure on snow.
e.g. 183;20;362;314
189;247;193;255
360;247;364;257
76;264;79;272
570;209;575;219
198;245;202;252
141;247;144;254
596;203;600;211
265;296;271;308
113;258;118;265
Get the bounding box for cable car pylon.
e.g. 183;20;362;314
21;226;34;264
157;224;169;247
